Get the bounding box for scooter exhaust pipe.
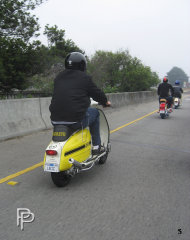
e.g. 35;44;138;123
69;158;93;169
69;158;83;169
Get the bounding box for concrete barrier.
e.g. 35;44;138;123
0;98;46;141
39;97;52;129
0;91;157;141
106;91;157;107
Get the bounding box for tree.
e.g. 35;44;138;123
87;50;159;92
167;67;189;86
0;37;48;93
44;24;83;58
120;60;159;92
0;0;45;41
44;24;65;47
0;0;47;93
87;50;132;90
28;25;84;94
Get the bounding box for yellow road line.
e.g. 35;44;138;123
0;109;157;184
110;110;158;133
0;162;43;184
7;181;18;186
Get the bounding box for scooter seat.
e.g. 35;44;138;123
52;125;80;142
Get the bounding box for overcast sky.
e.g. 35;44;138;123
33;0;190;79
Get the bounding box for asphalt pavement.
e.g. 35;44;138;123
0;92;190;240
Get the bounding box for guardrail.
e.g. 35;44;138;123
0;91;157;141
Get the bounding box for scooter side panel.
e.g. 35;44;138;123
59;129;91;171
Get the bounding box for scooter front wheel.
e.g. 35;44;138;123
51;171;71;187
98;151;108;165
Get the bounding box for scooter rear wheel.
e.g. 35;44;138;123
160;113;165;119
51;172;71;187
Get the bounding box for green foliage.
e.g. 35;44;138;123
30;25;84;93
44;24;65;47
0;0;82;94
1;38;34;91
104;85;119;93
167;67;189;86
31;61;63;93
88;50;159;92
43;24;83;58
0;0;46;41
0;37;48;93
0;0;47;93
31;75;54;94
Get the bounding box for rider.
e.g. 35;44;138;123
49;52;111;155
173;80;183;99
157;76;174;112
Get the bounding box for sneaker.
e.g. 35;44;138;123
169;108;173;113
92;145;106;155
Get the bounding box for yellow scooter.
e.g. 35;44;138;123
43;105;110;187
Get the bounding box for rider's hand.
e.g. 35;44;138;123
106;101;111;107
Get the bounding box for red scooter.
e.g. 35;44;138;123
159;98;171;119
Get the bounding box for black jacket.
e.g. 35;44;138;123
49;69;108;122
173;86;183;97
173;86;183;94
157;82;174;98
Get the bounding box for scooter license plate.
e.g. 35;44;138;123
160;110;165;113
44;163;59;172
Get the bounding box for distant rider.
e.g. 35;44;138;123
49;52;111;155
173;80;183;99
157;76;174;112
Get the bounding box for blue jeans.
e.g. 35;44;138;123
70;108;101;146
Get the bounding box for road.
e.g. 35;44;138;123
0;92;190;240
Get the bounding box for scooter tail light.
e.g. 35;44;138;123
46;150;57;156
160;103;165;111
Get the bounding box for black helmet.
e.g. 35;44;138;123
65;52;86;71
163;76;168;83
